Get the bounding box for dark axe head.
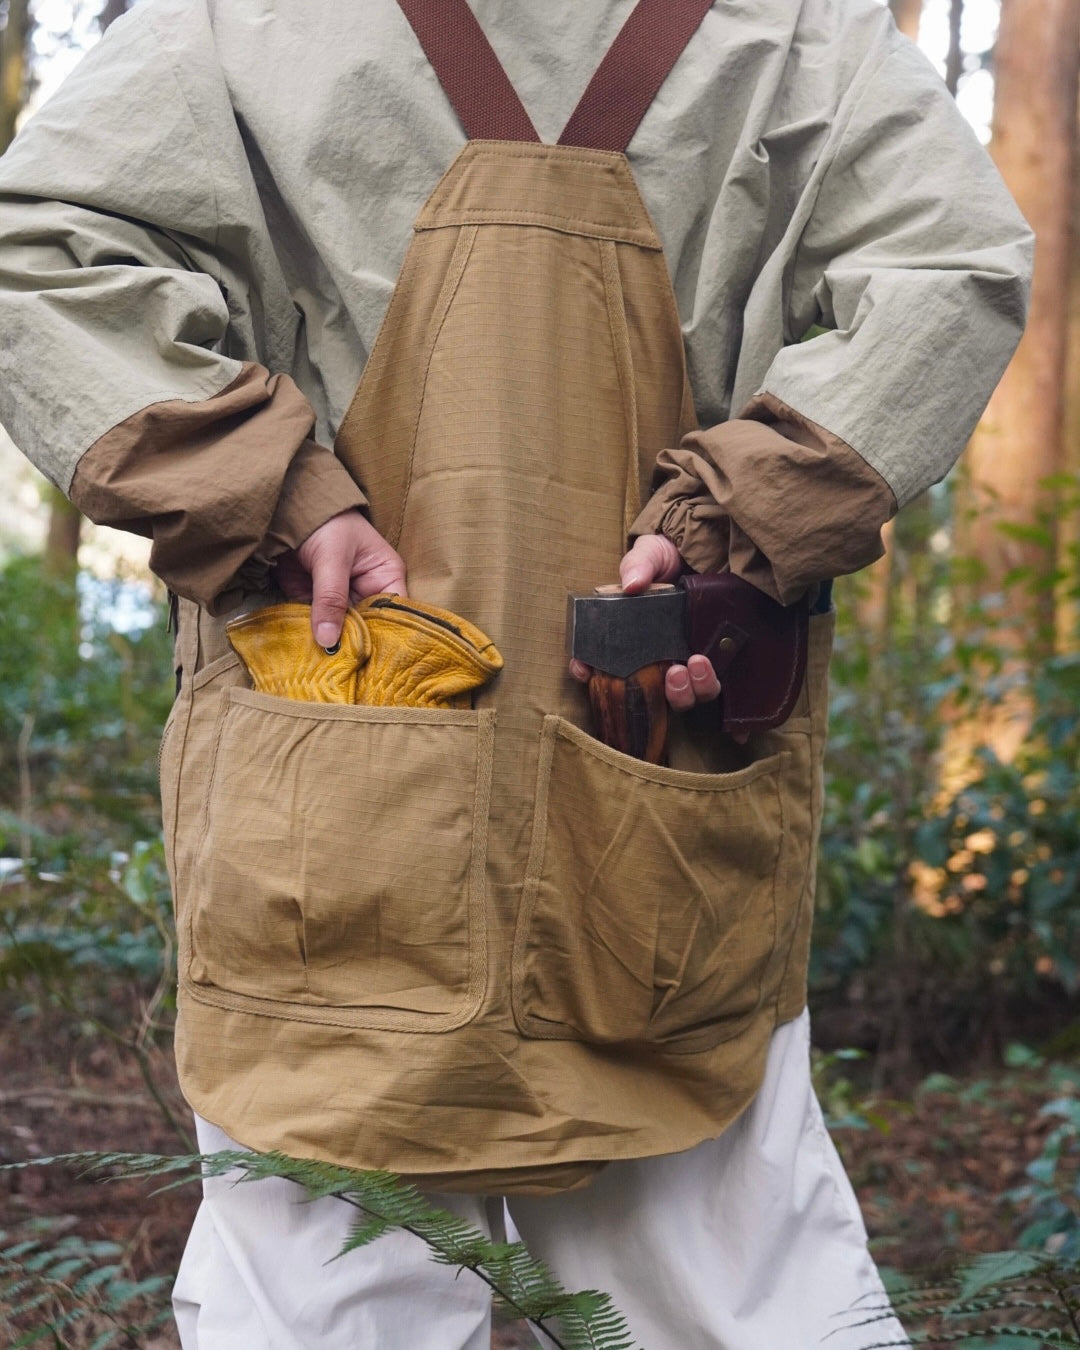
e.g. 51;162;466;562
567;584;691;678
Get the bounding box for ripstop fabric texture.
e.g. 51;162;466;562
164;123;837;1190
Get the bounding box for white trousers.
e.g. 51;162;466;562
173;1013;906;1350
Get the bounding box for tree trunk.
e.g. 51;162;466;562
945;0;964;98
42;486;83;579
963;0;1080;655
888;0;923;41
0;0;32;154
1059;90;1080;652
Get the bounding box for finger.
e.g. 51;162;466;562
350;548;408;601
568;658;591;683
619;534;682;594
665;664;696;712
309;546;352;649
687;653;721;703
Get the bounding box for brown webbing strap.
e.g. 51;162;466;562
559;0;716;152
396;0;540;143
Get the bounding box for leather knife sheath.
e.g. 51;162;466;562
568;573;809;737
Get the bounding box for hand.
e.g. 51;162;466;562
568;534;722;711
274;510;407;647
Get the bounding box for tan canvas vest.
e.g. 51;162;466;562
162;0;834;1194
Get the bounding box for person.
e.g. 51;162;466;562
0;0;1031;1346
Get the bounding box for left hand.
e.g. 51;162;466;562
274;509;408;648
568;535;722;711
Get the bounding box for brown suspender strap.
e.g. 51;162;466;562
559;0;716;152
396;0;540;143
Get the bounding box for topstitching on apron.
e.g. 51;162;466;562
161;0;836;1194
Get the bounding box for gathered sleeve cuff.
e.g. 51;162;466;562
69;363;367;611
630;394;897;604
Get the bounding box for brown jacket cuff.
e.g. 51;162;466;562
259;439;367;560
630;395;897;604
70;363;365;610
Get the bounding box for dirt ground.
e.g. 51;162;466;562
0;1006;1075;1349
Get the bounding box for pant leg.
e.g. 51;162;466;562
172;1115;496;1350
507;1012;908;1350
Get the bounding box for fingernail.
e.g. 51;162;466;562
670;673;689;692
623;569;645;590
316;622;339;650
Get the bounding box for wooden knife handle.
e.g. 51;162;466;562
586;663;669;763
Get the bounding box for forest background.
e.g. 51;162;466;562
1;0;1079;1347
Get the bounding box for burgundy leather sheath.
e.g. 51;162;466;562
680;573;809;737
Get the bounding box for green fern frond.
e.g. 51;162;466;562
3;1149;644;1350
840;1250;1080;1348
0;1219;172;1350
337;1212;396;1255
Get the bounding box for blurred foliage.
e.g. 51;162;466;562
994;1045;1080;1263
1014;1089;1080;1262
867;1251;1080;1347
812;1046;904;1134
813;479;1080;1073
0;1218;174;1349
0;553;173;842
0;553;174;1028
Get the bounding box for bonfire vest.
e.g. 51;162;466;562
162;0;835;1194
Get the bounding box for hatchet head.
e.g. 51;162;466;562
566;584;691;678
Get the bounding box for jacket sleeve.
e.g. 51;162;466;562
630;405;896;605
633;27;1032;601
0;3;364;610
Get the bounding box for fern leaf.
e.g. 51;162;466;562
1;1241;46;1262
333;1213;395;1257
72;1264;123;1297
10;1325;57;1349
956;1252;1049;1301
42;1256;94;1283
2;1148;645;1350
7;1288;53;1318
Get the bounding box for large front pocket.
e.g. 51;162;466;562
188;689;494;1032
513;715;800;1052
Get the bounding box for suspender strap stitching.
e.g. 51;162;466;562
559;0;717;152
396;0;541;143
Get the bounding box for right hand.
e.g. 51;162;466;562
274;509;408;648
568;533;722;711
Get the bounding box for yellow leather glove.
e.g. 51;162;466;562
226;598;503;708
226;603;371;704
354;595;503;708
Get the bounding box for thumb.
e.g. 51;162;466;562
308;540;352;650
619;534;682;595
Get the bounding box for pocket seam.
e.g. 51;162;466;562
226;686;484;727
184;685;234;990
191;651;241;692
511;718;559;1041
549;713;787;792
183;700;495;1034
